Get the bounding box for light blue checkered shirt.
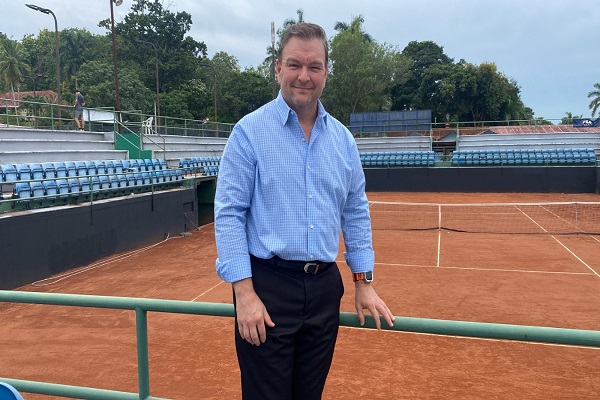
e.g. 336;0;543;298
214;93;374;283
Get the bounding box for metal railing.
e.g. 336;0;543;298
0;97;235;138
0;290;599;399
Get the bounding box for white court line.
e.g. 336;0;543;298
517;206;600;279
190;281;224;302
437;228;441;268
375;262;595;276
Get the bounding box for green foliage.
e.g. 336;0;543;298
0;38;30;89
391;40;533;124
323;16;410;123
0;8;550;126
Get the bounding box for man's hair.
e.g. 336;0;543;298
278;22;328;65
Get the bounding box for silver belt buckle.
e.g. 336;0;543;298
304;262;319;274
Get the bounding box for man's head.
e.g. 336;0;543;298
276;23;328;114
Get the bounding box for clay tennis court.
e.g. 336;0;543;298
2;192;600;399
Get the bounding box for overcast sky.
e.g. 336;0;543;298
3;0;599;121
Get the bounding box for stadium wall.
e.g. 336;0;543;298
0;188;197;290
364;166;599;193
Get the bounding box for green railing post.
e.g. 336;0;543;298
135;307;151;400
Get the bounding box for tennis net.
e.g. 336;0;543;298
368;201;600;235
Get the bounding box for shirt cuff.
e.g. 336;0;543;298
343;249;375;273
216;254;252;283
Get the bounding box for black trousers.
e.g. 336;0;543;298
234;256;344;400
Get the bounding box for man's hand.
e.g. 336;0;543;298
232;278;275;346
354;281;395;330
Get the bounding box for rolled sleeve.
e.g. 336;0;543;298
216;254;252;283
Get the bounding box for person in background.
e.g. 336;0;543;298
214;22;395;400
74;89;85;131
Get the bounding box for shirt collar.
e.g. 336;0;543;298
274;91;329;128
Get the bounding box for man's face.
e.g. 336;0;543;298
276;37;328;113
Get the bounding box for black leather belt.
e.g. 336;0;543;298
250;255;334;274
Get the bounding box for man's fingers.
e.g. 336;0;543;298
357;309;365;326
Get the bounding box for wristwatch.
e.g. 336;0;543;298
352;271;373;283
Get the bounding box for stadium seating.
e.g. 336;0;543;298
360;151;438;168
451;148;597;166
0;158;191;213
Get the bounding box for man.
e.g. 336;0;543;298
214;22;395;400
74;89;85;131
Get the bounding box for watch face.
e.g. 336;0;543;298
364;271;373;282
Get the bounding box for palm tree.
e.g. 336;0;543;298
0;39;31;113
264;9;306;65
61;29;90;91
588;83;600;118
283;9;304;30
334;15;373;42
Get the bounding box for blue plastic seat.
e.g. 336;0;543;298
56;179;70;200
1;164;18;183
65;161;78;177
105;160;115;174
13;182;31;203
67;178;81;198
85;160;97;175
113;159;124;174
43;180;58;201
99;175;110;190
53;162;67;178
128;159;140;172
16;163;32;181
125;173;136;187
136;159;147;172
144;159;154;172
75;161;88;176
95;160;107;175
42;162;57;179
30;180;45;201
30;163;45;179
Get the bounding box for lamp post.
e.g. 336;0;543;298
110;0;123;133
200;61;217;137
271;21;276;99
136;39;160;129
19;73;47;127
25;4;61;128
19;73;47;98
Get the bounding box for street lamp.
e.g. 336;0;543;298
200;61;217;137
19;73;47;98
110;0;123;133
136;39;161;129
26;4;61;128
19;73;47;127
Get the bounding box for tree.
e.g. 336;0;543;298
588;83;600;118
0;38;31;112
333;15;373;42
101;0;207;94
561;112;582;125
323;16;410;123
61;28;94;91
78;60;153;113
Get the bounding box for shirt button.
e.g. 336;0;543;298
308;194;313;199
309;255;314;259
307;166;311;171
310;224;314;229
